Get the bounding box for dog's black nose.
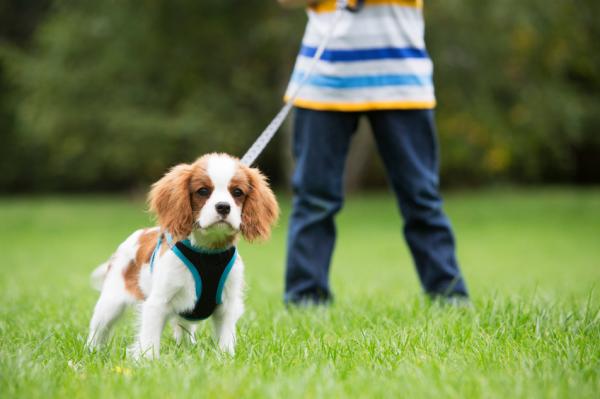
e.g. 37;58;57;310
215;202;231;216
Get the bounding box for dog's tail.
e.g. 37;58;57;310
90;260;111;291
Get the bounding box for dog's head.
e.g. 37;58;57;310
148;153;279;248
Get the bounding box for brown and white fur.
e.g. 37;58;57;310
86;153;278;359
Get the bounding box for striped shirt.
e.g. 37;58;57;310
284;0;435;112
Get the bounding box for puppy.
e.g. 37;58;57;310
86;153;278;359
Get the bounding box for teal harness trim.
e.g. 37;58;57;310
148;231;237;312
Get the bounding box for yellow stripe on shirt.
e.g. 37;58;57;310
286;96;436;111
310;0;423;13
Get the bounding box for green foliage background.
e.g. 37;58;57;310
0;0;599;191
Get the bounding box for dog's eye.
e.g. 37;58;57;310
196;187;211;197
231;188;244;198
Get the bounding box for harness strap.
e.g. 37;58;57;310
170;241;202;301
216;247;237;304
149;233;163;273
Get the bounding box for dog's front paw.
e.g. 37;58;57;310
126;344;141;361
218;337;235;356
127;343;158;361
85;339;100;353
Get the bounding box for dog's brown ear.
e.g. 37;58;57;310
148;164;194;241
240;166;279;242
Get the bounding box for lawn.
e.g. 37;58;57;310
0;188;599;398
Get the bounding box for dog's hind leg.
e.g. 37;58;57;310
87;292;128;350
86;263;134;350
86;292;127;350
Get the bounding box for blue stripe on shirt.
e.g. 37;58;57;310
299;45;429;62
292;72;432;89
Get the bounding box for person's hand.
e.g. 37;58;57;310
340;0;364;12
277;0;322;9
278;0;363;11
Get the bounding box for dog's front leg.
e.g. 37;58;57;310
212;257;245;355
212;283;244;356
134;299;170;360
212;304;240;356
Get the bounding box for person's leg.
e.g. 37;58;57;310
285;107;359;304
367;109;468;298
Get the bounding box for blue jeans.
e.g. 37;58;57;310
285;107;468;303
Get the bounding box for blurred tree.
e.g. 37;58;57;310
427;0;600;185
0;0;51;191
0;0;599;191
3;0;303;190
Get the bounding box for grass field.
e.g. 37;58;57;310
1;188;599;398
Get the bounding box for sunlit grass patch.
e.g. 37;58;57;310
0;188;598;398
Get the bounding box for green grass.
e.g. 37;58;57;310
1;188;599;398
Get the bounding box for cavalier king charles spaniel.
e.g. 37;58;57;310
86;153;279;359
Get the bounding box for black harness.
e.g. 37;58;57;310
150;233;237;321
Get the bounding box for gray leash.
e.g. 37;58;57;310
240;7;345;166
